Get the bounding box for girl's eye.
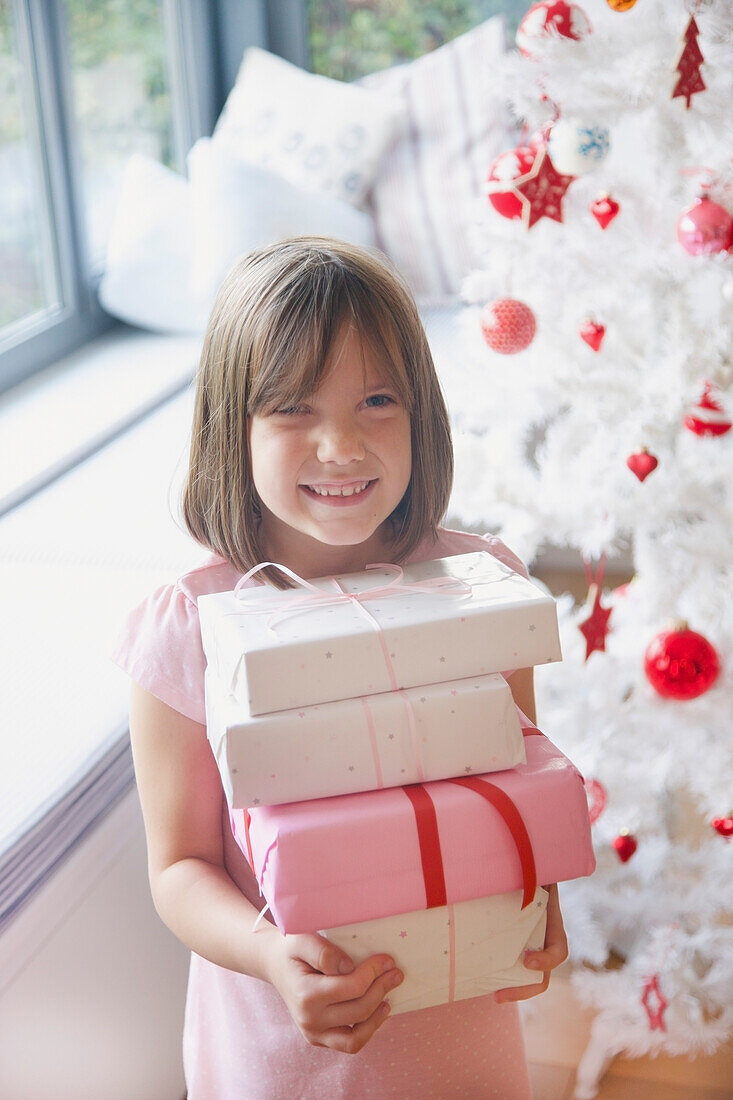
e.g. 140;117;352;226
365;393;395;409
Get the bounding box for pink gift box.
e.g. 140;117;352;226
231;722;596;933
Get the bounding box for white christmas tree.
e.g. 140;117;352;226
439;1;733;1094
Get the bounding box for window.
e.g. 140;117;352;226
306;0;528;81
0;2;61;338
0;0;217;393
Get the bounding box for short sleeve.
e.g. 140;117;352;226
111;582;207;725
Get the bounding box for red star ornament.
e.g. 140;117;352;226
579;583;613;660
641;974;668;1031
513;143;576;228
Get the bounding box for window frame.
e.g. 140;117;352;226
0;0;221;394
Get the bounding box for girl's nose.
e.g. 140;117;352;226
315;419;366;465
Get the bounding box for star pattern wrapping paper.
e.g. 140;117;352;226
198;552;562;716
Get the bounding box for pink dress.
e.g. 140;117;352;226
113;527;533;1099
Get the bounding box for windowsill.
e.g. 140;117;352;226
0;324;203;515
0;323;205;932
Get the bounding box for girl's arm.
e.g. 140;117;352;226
129;683;403;1053
498;667;569;1002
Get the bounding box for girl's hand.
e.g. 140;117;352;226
494;884;568;1004
263;928;404;1054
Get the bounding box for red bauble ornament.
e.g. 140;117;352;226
612;830;637;862
676;194;733;256
672;15;706;109
486;146;537;221
711;815;733;838
683;381;732;437
480;298;537;355
590;193;620;229
580;319;606;351
644;622;721;700
585;778;608;824
516;1;592;57
626;447;659;482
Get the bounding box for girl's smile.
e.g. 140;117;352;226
248;321;412;576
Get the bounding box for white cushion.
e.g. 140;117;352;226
211;46;402;208
359;17;510;304
188;138;377;307
99;155;208;334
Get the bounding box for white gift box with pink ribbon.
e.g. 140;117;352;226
205;668;525;808
198;551;562;717
323;888;548;1015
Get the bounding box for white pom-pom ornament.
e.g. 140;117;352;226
516;1;592;58
547;119;610;176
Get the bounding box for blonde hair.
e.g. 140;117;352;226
182;236;453;587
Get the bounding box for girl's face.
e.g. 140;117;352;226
248;322;412;577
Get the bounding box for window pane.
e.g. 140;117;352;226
63;0;177;267
307;1;527;82
0;0;61;334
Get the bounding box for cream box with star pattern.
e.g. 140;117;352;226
204;667;525;808
324;887;548;1015
197;551;561;717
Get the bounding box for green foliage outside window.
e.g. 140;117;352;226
308;0;528;82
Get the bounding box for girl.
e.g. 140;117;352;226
114;237;568;1099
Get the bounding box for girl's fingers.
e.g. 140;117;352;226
289;932;356;977
316;1001;392;1055
321;965;404;1029
524;884;568;974
494;974;549;1004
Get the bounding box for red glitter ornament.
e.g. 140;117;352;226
626;447;659;482
580;319;606;351
590;193;620;229
672;15;706;109
683;381;732;437
711;816;733;838
480;298;537;355
513;143;575;228
644;622;721;700
612;831;637;862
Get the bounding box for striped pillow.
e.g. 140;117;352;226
359;18;510;304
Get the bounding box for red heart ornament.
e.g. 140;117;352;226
590;193;620;229
612;831;637;862
580;320;606;351
626;448;658;482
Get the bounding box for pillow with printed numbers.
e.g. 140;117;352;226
211;46;403;209
358;17;511;304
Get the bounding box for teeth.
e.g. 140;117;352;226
308;481;370;497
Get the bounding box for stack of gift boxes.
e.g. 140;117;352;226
199;551;595;1014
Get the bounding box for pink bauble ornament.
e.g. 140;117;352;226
516;1;592;57
676;194;733;256
485;146;537;220
480;298;537;355
644;621;721;700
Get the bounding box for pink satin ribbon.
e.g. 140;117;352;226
233;560;471;695
360;689;426;788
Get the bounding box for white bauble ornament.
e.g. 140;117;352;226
547;119;610;176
